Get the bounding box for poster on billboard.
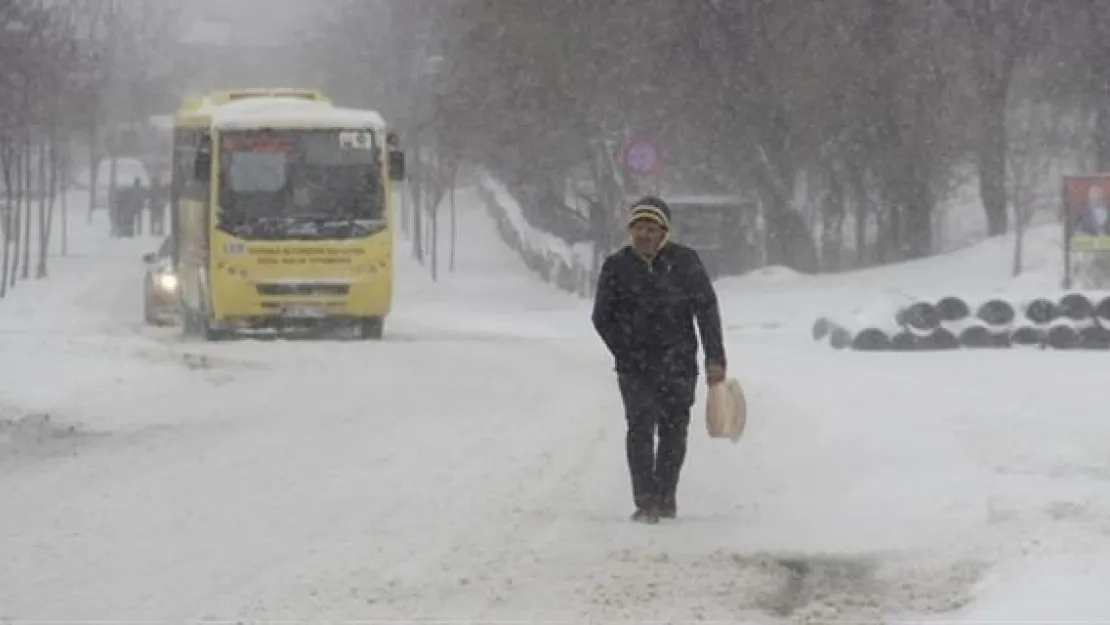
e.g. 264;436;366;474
1063;174;1110;287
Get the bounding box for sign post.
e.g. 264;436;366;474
621;136;663;184
621;136;663;199
615;137;665;242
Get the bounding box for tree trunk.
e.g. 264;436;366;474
59;145;69;257
35;139;49;279
10;148;23;288
849;166;870;268
20;137;32;281
1096;96;1110;172
1;144;13;298
903;188;934;260
883;203;902;263
106;154;119;237
87;126;99;225
977;76;1010;236
1012;209;1024;277
449;164;457;272
820;162;846;272
1088;5;1110;172
750;144;818;273
411;141;423;262
400;174;411;237
430;155;438;282
864;0;908;263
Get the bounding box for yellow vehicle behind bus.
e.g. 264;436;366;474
170;88;405;340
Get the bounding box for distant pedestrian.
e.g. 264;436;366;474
148;175;169;236
114;178;144;237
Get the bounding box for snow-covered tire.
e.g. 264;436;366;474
358;317;384;340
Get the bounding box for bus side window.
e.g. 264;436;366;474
180;130;209;203
386;132;405;181
193;133;211;183
170;129;190;263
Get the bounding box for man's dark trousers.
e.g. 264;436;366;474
618;372;695;508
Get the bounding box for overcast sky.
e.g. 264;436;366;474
182;0;315;22
178;0;318;46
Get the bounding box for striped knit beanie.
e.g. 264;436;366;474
627;196;671;230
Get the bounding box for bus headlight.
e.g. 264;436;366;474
157;273;178;292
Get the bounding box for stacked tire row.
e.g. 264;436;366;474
813;293;1110;351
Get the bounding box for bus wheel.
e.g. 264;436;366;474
358;317;384;340
200;316;231;341
182;307;201;337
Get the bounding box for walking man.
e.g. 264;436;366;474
592;196;727;523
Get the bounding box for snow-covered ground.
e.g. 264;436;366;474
3;188;1110;623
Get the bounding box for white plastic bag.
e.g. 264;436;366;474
705;378;747;443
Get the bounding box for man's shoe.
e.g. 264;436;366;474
631;506;659;524
658;497;677;519
631;494;659;523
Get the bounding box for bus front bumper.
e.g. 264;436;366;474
211;277;391;325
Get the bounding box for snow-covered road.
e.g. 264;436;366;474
4;194;1110;622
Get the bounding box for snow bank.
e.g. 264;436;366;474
391;186;588;340
712;223;1071;341
950;554;1110;622
853;223;1065;300
736;265;801;285
475;173;594;296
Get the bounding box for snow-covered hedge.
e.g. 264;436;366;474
475;173;595;297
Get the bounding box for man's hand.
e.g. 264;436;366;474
706;361;726;385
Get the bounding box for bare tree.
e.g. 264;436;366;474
945;0;1050;236
63;0;180;233
0;0;95;294
304;0;1093;281
1007;99;1070;276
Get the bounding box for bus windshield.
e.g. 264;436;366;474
216;129;384;239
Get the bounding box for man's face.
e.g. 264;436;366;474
630;219;666;256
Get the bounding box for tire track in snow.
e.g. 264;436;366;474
586;343;983;624
397;342;991;623
396;418;616;619
182;340;610;621
369;354;612;618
